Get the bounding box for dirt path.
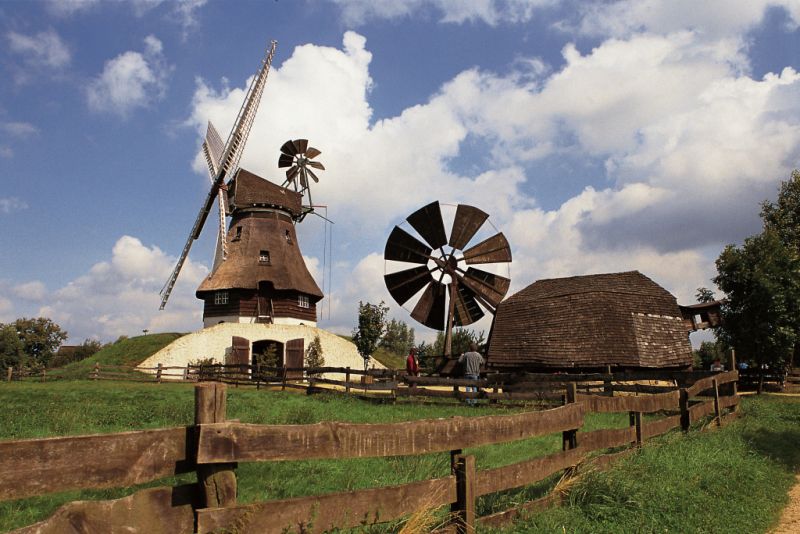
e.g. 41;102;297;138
772;475;800;533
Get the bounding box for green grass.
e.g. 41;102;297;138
500;396;800;534
54;333;184;379
1;382;798;533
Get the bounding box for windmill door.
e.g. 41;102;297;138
285;338;304;379
229;336;250;367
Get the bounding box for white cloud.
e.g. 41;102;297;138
332;0;556;26
182;27;799;338
1;122;39;138
7;29;71;83
41;235;207;342
46;0;101;17
12;281;47;301
0;197;28;214
86;35;171;116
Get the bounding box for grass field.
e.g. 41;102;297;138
0;381;798;533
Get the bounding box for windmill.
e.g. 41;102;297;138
383;201;512;357
159;41;277;310
278;139;326;221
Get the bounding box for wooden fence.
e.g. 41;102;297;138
1;370;739;534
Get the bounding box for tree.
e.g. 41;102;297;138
431;328;486;357
304;335;325;373
50;338;104;368
713;229;800;391
352;301;388;371
0;324;26;371
380;319;415;356
693;340;725;370
0;317;67;370
695;287;716;303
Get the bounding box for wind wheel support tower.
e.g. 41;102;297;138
160;41;325;327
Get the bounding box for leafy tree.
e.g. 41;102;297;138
352;301;388;371
695;287;716;303
1;317;67;369
50;338;104;368
304;335;325;373
713;229;800;390
431;328;486;357
380;319;415;356
253;344;279;369
0;324;26;371
693;340;725;370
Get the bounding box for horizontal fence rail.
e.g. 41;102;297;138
4;370;741;534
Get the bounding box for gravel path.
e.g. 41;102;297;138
772;474;800;533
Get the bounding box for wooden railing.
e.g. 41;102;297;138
1;371;739;533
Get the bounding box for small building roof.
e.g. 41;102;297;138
487;271;693;370
227;168;303;218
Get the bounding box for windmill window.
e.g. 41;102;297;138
214;291;229;305
232;226;242;241
298;295;310;308
285;230;293;244
259;250;270;263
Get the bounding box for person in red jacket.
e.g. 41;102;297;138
406;348;419;376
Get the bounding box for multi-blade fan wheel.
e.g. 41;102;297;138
278;139;325;190
384;202;512;331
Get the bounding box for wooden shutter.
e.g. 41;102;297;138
285;338;304;379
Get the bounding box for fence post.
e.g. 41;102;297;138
195;382;237;509
92;363;100;380
6;367;12;382
604;365;613;396
712;378;721;426
183;367;189;381
728;348;739;413
41;369;46;383
281;366;287;391
562;383;578;451
345;367;351;394
680;388;690;431
156;363;163;384
629;411;642;445
390;370;397;404
452;454;475;534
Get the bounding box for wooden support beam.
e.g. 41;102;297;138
195;383;236;509
712;378;721;426
562;383;578;451
680;388;690;432
453;454;475;534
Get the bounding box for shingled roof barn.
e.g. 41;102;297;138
486;271;693;371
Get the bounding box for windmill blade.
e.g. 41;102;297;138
462;232;512;264
307;161;325;170
384;266;433;305
406;201;448;250
459;267;511;308
281;140;299;156
286;166;300;182
293;139;308;153
278;153;294;168
449;204;489;250
305;147;321;159
306;168;320;183
299;168;308;189
411;281;446;330
205;122;224;167
452;282;485;326
385;226;432;264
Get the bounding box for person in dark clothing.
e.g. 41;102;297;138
458;343;484;405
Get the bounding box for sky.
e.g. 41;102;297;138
1;0;799;346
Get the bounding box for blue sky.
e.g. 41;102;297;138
1;0;799;344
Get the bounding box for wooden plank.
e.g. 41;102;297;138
610;384;677;394
719;395;740;410
195;383;236;509
686;370;738;397
453;455;475;534
689;400;716;422
0;427;193;502
477;493;561;529
13;485;195;534
578;427;636;451
197;403;585;463
476;447;584;496
196;476;456;534
576;390;679;413
640;415;681;440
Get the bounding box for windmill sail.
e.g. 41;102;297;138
160;40;277;310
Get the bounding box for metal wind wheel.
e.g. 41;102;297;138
278;139;325;193
383;201;512;331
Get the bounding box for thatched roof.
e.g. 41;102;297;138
487;271;692;370
197;170;322;298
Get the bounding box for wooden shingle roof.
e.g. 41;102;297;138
487;271;692;370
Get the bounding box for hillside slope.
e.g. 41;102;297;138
59;333;185;379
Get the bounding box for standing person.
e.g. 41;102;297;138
710;358;725;372
458;343;484;405
406;348;419;377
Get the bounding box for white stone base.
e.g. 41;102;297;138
140;323;382;381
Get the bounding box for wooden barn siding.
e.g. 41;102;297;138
203;290;316;322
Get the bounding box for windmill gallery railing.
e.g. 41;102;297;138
1;372;739;533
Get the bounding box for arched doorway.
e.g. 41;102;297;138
251;339;284;371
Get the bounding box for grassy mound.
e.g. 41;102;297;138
56;333;184;379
